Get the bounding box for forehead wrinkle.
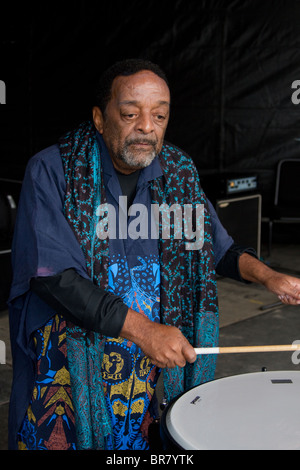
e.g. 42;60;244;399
118;99;170;107
112;72;170;103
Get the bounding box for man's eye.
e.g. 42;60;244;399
122;113;136;119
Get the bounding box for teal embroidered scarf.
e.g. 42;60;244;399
59;121;219;449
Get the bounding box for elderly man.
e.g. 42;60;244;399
8;59;300;450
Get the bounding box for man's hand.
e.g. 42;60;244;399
120;308;197;368
138;322;197;368
263;271;300;305
239;253;300;305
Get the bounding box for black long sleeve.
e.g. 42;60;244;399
30;268;129;337
216;243;258;282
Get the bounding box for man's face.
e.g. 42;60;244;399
93;70;170;174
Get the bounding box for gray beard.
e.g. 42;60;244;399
118;138;158;169
119;147;156;169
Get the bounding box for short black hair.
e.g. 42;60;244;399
94;58;169;114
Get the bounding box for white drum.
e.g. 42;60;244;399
161;371;300;450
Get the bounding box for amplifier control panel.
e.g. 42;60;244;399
227;176;257;194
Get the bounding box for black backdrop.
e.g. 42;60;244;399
1;0;300;214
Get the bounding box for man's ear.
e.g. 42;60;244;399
92;106;104;134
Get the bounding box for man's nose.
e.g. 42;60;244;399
135;112;154;134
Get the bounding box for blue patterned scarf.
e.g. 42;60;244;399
59;121;219;449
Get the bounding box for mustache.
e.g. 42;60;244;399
125;137;157;147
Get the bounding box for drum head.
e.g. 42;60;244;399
162;371;300;450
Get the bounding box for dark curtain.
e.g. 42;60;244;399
1;0;300;213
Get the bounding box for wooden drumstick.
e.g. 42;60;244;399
194;344;300;354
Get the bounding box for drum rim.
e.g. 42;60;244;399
160;394;185;451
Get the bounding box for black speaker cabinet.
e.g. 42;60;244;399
216;194;262;258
